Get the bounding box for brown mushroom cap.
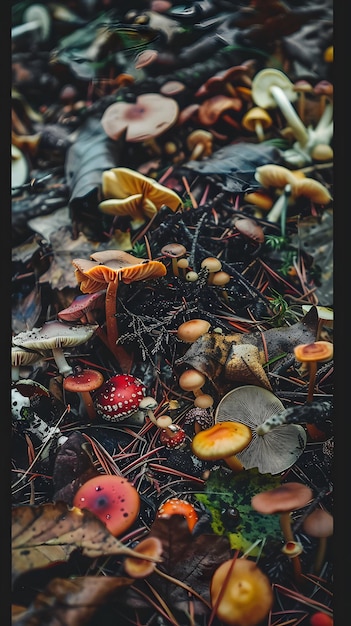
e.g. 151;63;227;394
198;94;242;126
178;369;206;392
210;557;274;626
101;93;179;142
200;257;222;273
255;164;296;189
302;508;333;538
251;482;313;515
161;243;187;259
176;319;211;343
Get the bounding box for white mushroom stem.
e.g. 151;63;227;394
52;347;74;377
254;121;265;142
270;85;309;147
266;184;292;228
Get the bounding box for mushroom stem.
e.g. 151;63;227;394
79;391;98;421
254;120;265;142
266;184;292;225
52;347;73;377
104;277;133;373
307;361;318;403
313;536;328;576
279;512;304;585
270;85;309;147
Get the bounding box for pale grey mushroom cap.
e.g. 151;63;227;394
215;385;306;475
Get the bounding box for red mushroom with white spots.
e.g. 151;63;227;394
94;374;146;423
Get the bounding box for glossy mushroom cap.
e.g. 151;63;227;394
210;557;274;626
73;474;140;536
63;369;104;393
191;421;252;460
178;369;207;393
157;498;199;531
123;537;163;578
95;374;146;422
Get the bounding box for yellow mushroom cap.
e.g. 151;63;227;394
210;557;274;626
191;421;252;460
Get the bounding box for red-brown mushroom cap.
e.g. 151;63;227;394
63;368;104;393
101;93;179;142
210;557;274;626
58;291;106;322
251;482;313;514
157;498;199;531
198;95;242;126
73;474;140;536
94;374;146;422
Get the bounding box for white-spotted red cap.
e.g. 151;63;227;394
95;374;146;422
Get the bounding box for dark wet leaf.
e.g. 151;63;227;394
52;431;99;505
126;515;231;614
12;576;133;626
65;116;123;240
184;142;284;192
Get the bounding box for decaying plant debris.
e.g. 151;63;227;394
11;1;333;625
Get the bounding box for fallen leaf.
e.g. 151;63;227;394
125;515;231;615
12;576;132;626
12;501;160;584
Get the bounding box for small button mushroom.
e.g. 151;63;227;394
161;243;187;277
73;474;140;537
200;256;222;285
241;106;273;142
302;508;333;575
176;319;211;343
293;79;314;124
179;369;207;398
159;423;187;449
186;129;213;160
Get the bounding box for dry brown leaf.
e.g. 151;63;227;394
12;501;161;583
12;576;133;626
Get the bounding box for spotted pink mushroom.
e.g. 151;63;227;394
73;474;140;536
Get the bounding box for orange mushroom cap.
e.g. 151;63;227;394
177;319;211;343
73;474;140;537
210;557;274;626
191;421;252;460
294;341;333;363
157;498;199;531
